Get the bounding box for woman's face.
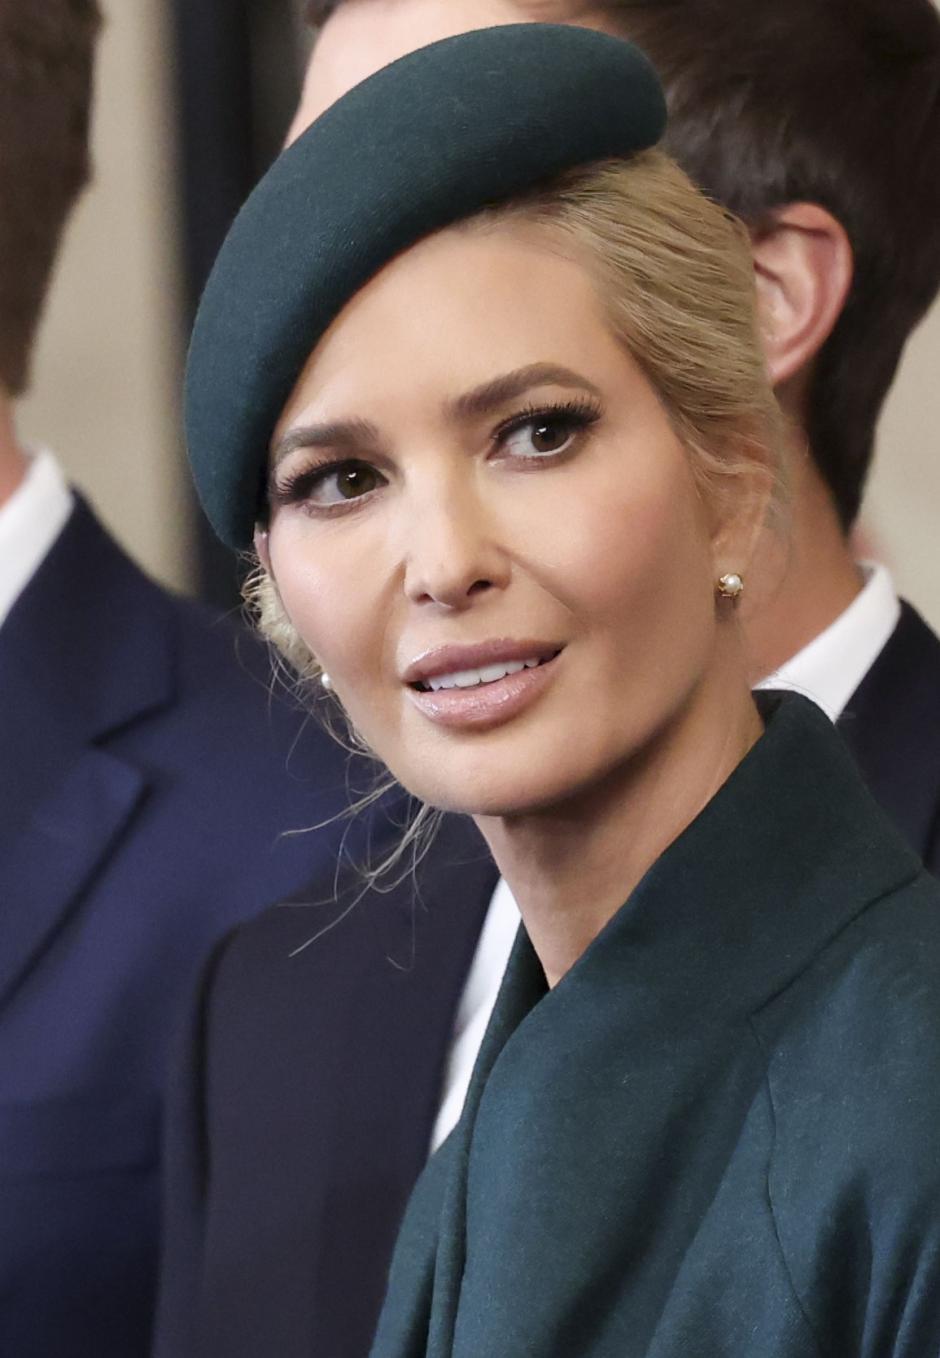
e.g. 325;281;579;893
266;224;733;815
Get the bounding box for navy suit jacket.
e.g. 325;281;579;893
155;601;940;1358
838;602;940;876
0;499;354;1358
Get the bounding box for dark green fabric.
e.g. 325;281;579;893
371;694;940;1357
185;24;666;550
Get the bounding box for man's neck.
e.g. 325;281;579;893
745;437;864;681
0;394;28;508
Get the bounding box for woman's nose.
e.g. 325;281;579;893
402;488;509;610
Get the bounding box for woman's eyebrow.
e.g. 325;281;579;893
448;364;602;420
270;364;600;464
271;417;381;465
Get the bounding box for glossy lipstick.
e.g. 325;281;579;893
402;640;562;731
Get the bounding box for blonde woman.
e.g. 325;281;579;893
160;26;940;1358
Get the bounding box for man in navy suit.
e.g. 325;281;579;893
0;6;355;1356
156;2;940;1355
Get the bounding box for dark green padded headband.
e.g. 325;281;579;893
186;23;667;550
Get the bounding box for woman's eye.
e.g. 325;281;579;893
502;418;576;458
321;462;382;502
497;403;600;461
279;459;386;509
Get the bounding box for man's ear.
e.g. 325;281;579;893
750;204;853;388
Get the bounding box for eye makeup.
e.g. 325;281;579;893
268;393;604;517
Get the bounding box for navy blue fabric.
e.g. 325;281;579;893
154;814;496;1358
0;498;354;1358
838;601;940;875
185;24;666;549
155;607;940;1358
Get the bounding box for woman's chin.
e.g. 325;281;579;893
392;763;584;821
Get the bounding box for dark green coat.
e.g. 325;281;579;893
371;694;940;1358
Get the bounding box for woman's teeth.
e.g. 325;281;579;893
425;657;543;692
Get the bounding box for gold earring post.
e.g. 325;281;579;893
717;572;744;601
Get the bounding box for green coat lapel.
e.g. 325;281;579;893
372;695;924;1358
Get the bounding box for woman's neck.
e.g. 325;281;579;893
475;656;763;987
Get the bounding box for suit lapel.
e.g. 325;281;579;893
192;813;497;1358
344;813;498;1155
312;815;497;1356
0;745;146;1008
838;602;940;872
0;498;175;1009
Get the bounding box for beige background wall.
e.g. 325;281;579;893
16;3;940;630
868;307;940;626
17;2;192;591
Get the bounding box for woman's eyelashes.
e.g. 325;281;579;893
270;458;387;511
269;397;603;513
494;398;602;461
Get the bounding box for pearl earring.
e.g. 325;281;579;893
320;672;333;691
716;572;744;601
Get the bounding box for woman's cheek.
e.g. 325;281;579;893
283;551;393;706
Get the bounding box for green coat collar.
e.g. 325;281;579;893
372;694;930;1358
488;691;919;1038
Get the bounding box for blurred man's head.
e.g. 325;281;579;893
292;0;536;132
298;0;940;533
0;0;101;400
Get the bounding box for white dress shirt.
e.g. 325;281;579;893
429;877;521;1150
0;447;73;630
430;562;902;1150
754;562;900;721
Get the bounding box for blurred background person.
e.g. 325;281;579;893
0;5;356;1356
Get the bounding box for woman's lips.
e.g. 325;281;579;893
405;651;561;730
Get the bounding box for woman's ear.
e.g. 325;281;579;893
253;526;272;574
711;459;777;606
750;204;854;389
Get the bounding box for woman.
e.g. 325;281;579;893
176;24;940;1358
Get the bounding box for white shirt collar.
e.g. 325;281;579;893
0;447;73;629
430;875;520;1152
756;562;901;721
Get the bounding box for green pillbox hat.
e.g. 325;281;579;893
186;23;667;550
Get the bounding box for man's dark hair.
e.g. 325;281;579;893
585;0;940;528
0;1;101;396
305;0;940;529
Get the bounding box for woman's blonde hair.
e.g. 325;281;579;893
244;150;785;877
500;150;785;516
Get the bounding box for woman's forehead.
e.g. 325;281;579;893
273;227;620;429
